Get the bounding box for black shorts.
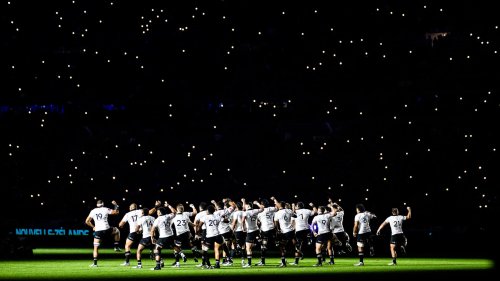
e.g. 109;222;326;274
235;231;246;246
333;231;350;243
279;231;295;243
127;232;141;242
175;232;192;247
390;233;407;246
156;236;175;249
220;230;234;242
356;233;371;245
316;232;333;245
245;231;258;244
94;228;113;240
140;237;152;247
295;229;309;242
260;230;275;240
204;235;224;247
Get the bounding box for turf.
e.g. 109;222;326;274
0;248;494;280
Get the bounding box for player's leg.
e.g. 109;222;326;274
122;234;135;265
327;236;335;265
354;235;365;266
214;239;222;268
201;241;212;268
90;237;100;267
221;232;233;265
112;227;121;251
152;243;163;270
134;243;144;268
314;239;324;266
389;242;397;265
278;235;289;267
244;240;253;267
257;231;268;266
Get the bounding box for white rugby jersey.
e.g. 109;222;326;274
153;213;175;238
231;210;245;232
312;213;332;235
257;207;277;232
354;212;376;234
244;208;263;233
200;214;221;238
385;215;406;235
137;215;155;238
88;207;113;231
173;212;194;236
274;208;295;233
294;208;314;231
120;209;143;234
330;210;345;233
215;207;234;234
194;210;207;230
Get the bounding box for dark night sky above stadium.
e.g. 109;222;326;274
1;0;498;247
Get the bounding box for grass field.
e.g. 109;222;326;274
0;248;495;280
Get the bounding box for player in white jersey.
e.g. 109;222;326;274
193;202;208;267
241;198;264;267
172;203;199;265
196;202;235;269
85;199;120;267
273;197;296;267
230;201;246;264
311;206;336;266
255;199;277;266
376;207;412;265
330;201;352;256
290;202;317;265
213;200;235;265
132;208;155;268
150;204;178;270
353;203;377;266
119;202;153;266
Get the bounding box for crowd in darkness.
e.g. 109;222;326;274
0;1;498;257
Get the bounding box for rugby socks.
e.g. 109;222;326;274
125;251;131;263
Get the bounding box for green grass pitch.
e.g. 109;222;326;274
0;248;494;280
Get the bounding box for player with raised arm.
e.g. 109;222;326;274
273;196;296;267
85;199;120;267
290;202;317;265
212;199;236;266
241;198;265;267
119;201;159;266
172;202;199;266
197;201;235;269
255;199;278;266
311;205;336;266
193;202;208;267
150;203;178;270
230;201;246;265
353;203;376;266
376;206;412;265
329;200;352;256
132;208;155;269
